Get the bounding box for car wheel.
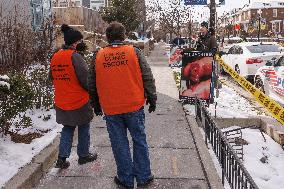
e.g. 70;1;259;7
254;76;265;93
235;65;240;74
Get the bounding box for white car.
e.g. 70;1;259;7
254;55;284;104
222;42;283;80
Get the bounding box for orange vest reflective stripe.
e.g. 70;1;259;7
95;45;145;115
51;49;89;110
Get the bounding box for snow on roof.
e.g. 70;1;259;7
245;1;284;10
221;1;284;18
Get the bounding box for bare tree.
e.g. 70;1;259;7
147;0;191;41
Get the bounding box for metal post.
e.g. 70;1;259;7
209;0;216;29
257;9;262;42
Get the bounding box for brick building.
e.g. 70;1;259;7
218;1;284;38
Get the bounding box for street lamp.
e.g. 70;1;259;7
257;9;262;42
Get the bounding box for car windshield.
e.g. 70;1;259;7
277;57;284;66
246;44;281;53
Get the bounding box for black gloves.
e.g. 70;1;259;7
94;105;103;116
146;98;156;113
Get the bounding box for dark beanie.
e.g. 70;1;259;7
200;21;209;29
61;24;83;46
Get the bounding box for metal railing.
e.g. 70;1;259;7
195;98;259;189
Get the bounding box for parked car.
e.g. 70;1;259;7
254;55;284;104
221;42;284;80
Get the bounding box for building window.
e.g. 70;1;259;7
273;9;277;17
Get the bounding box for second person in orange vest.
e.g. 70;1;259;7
50;24;97;169
89;22;157;188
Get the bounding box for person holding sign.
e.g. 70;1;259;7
196;21;218;52
89;22;157;189
50;24;97;169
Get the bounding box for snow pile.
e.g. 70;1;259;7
184;85;264;117
0;81;10;90
0;75;9;80
0;75;10;90
207;85;264;118
226;127;284;189
0;109;62;188
203;126;284;189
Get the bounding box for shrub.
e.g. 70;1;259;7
0;5;56;135
29;66;54;110
0;74;35;134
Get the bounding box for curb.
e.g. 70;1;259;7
4;136;60;189
185;114;224;189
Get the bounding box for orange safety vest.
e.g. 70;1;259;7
95;45;145;115
51;49;89;110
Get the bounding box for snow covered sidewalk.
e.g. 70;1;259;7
1;109;61;188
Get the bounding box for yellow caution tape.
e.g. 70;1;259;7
215;54;284;125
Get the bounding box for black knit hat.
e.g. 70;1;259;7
61;24;83;46
200;21;209;29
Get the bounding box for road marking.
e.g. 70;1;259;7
171;156;179;176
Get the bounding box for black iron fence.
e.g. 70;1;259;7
195;99;259;189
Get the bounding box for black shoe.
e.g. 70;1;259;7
78;153;97;165
114;176;134;189
137;175;154;187
55;158;70;169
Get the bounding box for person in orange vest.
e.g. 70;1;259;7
89;22;157;188
50;24;97;169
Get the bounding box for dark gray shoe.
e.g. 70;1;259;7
55;158;70;169
137;175;154;187
78;153;97;165
114;176;134;189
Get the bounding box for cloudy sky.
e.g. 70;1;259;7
146;0;278;22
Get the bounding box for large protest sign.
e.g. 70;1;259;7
179;51;214;104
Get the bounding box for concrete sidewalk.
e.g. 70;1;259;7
35;43;223;189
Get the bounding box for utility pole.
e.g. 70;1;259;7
209;0;216;30
257;9;262;42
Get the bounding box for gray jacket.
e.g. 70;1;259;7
196;33;218;52
50;47;94;126
88;42;157;111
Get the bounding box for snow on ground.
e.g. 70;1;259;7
0;81;10;90
224;127;284;189
0;75;9;80
0;109;62;187
207;85;265;118
184;85;265;118
199;125;284;189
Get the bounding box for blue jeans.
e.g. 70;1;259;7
105;108;151;186
58;123;90;158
